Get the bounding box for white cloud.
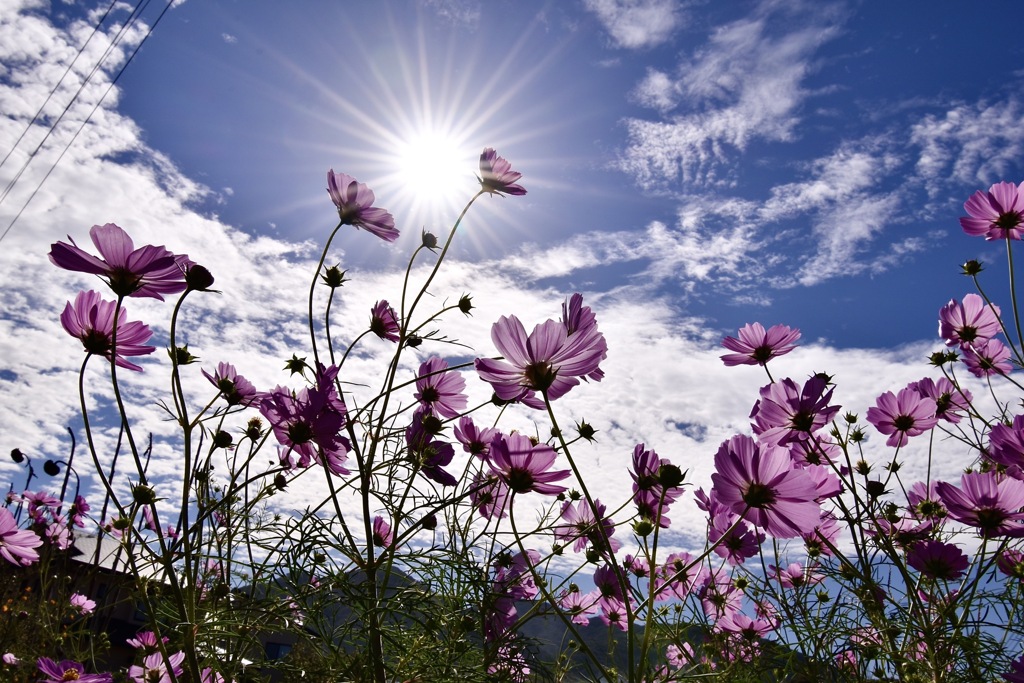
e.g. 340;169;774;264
584;0;683;49
618;1;843;190
221;32;237;44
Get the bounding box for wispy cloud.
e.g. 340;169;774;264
584;0;684;50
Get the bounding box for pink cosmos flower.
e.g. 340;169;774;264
721;323;800;366
997;549;1024;580
561;293;606;381
0;507;42;566
369;300;400;342
475;298;607;409
909;376;972;424
70;592;96;615
865;385;940;448
372;515;393;548
478;147;526;196
936;471;1024;537
454;417;499;461
666;643;695;669
938;294;1002;347
711;434;820;538
989;415;1024;470
326;170;398;242
960;181;1024;240
630;444;683;528
906;540;968;580
414;357;467;419
770;562;823;589
37;658;112;683
49;223;191;299
127;631;169;652
202;362;259;407
470;472;510;520
962;338;1014;377
554;498;619;555
558;588;600;625
1004;653;1024;683
128;651;185;683
61;290;155;371
405;413;457;486
750;375;840;447
715;611;775;641
653;552;709;601
488;433;570;495
2;653;18;666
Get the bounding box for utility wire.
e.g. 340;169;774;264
0;0;174;244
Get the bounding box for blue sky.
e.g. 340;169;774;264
2;0;1023;552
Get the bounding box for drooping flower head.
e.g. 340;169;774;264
202;362;259;407
960;181;1024;240
49;223;191;299
865;385;940;448
721;322;801;366
630;444;683;527
939;294;1002;348
711;434;820;538
60;290;155;372
406;411;457;487
475;297;607;409
326;170;399;242
414;357;467;419
369;300;400;342
962;338;1014;377
372;515;393;548
750;375;840;447
906;540;969;581
0;507;42;566
488;432;570;495
37;658;112;683
478;147;526;196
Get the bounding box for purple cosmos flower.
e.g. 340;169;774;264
666;643;695;669
700;569;743;620
202;362;259;407
962;338;1014;377
561;293;606;381
326;170;398;242
70;592;96;615
372;515;393;548
906;540;969;580
2;653;18;665
997;549;1024;580
0;507;41;566
37;658;112;683
715;611;775;642
654;552;710;601
711;434;820;538
128;651;185;683
960;181;1024;240
475;300;607;409
866;385;940;448
61;290;155;371
554;498;620;555
770;562;824;589
369;300;400;342
260;364;351;475
414;357;467;419
558;587;600;625
488;432;570;495
49;223;191;299
989;415;1024;470
406;413;458;486
750;375;840;447
1003;653;1024;683
454;417;499;461
939;294;1002;348
630;444;682;527
471;472;511;520
478;147;526;196
721;323;800;366
909;376;972;424
936;471;1024;537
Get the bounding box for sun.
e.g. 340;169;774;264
391;127;478;224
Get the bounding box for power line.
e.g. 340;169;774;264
0;0;175;244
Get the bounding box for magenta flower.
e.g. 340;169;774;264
372;515;393;548
454;417;499;461
938;294;1002;347
470;472;510;520
654;552;710;601
128;651;185;683
936;471;1024;537
488;432;570;495
751;375;840;447
962;338;1013;377
260;364;351;475
478;147;526;196
906;540;968;580
989;415;1024;469
70;592;96;615
909;376;972;424
37;658;112;683
960;181;1024;240
326;170;398;242
475;300;607;409
770;562;823;589
721;323;800;366
49;223;191;299
369;300;400;342
554;498;620;555
865;385;940;448
558;588;600;625
630;444;682;527
414;357;467;419
60;290;155;371
711;434;820;538
202;362;259;407
1003;653;1024;683
561;293;606;381
0;507;41;566
406;413;457;486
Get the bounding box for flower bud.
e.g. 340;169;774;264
213;431;234;449
284;354;308;375
420;513;437;531
43;460;60;476
132;485;157;505
585;548;601;564
274;474;288;491
421;230;438;250
458;294;473;315
169;345;198;365
10;448;24;463
632;518;655;537
657;464;685;489
576;421;597;441
320;265;348;289
185;264;216;292
245;418;264;441
961;259;984;276
406;335;423;349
